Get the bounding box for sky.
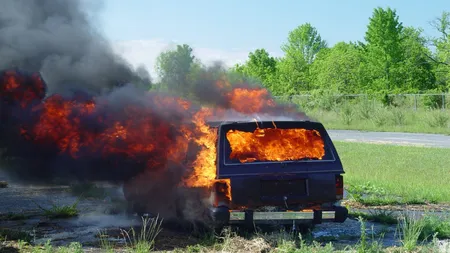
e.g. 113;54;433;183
97;0;448;78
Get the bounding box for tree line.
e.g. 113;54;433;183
152;7;450;102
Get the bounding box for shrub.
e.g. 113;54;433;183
422;90;445;109
340;102;354;125
427;110;449;128
391;108;407;126
357;98;374;120
371;105;390;127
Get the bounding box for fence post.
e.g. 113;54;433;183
443;94;446;110
414;94;417;111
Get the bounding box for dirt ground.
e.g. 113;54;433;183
0;180;448;252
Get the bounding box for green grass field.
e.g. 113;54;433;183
279;95;450;135
312;109;450;135
334;141;450;204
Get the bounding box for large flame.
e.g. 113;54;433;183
226;128;325;163
1;69;303;188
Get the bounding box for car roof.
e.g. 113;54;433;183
206;118;319;127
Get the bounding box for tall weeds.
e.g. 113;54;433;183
121;215;163;252
396;214;425;252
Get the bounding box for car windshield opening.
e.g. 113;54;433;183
224;126;327;164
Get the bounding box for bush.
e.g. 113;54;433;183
307;89;338;111
391;108;407;126
422;90;445;109
427;110;449;128
357;98;374;120
371;105;390;127
340;102;354;125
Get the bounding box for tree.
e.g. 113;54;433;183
243;49;277;81
155;44;196;95
281;23;328;64
233;49;280;92
363;7;404;92
278;23;328;92
397;27;436;92
430;11;450;90
310;42;363;93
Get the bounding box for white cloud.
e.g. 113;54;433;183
111;39;253;80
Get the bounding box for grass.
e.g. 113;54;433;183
418;214;450;240
169;217;447;252
397;215;424;252
0;212;29;221
354;217;384;253
2;214;449;252
120;215;163;252
349;209;398;225
35;200;79;219
291;96;450;135
9;240;84;253
0;228;32;242
334;141;450;204
311;108;450;135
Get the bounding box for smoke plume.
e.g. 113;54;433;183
0;0;151;95
0;0;308;223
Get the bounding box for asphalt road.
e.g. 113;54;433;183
328;130;450;148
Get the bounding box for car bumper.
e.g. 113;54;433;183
211;206;348;226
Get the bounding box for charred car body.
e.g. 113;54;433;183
124;119;348;230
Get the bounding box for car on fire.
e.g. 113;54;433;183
123;119;348;231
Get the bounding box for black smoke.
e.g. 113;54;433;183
0;0;151;95
0;0;310;224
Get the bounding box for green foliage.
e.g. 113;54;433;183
275;23;328;92
418;214;450;240
397;215;425;251
281;23;327;65
150;8;450;111
355;217;384;253
0;228;31;242
398;27;437;91
349;210;398;225
335;141;450;203
121;215;163;252
233;49;281;93
391;107;406;126
304;89;338;111
357;97;374;120
427;110;449;128
155;44;196;95
36;200;79;219
430;11;450;89
310;42;363;93
340;102;355;125
422;89;446;109
363;7;404;92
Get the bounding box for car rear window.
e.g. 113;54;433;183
220;121;335;165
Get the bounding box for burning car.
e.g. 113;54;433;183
0;69;347;232
123;119;348;231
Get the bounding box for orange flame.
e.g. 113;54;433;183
184;108;217;188
226;88;276;114
2;69;313;196
226;128;325;163
212;178;232;206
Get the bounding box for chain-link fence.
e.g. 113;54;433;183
274;93;450;111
